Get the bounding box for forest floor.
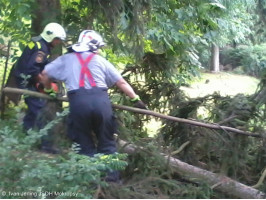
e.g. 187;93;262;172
146;71;260;136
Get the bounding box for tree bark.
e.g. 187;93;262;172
2;87;263;138
31;0;62;60
117;138;266;199
211;44;220;72
31;0;61;35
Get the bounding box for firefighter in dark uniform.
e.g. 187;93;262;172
11;23;66;154
13;23;66;152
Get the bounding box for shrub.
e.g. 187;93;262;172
220;44;266;78
0;109;128;199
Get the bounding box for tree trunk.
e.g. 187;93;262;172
211;44;220;72
31;0;61;35
31;0;63;60
117;138;266;199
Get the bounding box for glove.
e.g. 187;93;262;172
131;95;147;109
134;100;147;109
44;87;57;98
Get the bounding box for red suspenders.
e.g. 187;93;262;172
75;53;96;87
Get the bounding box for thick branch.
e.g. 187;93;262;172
1;41;11;119
3;87;67;101
2;87;263;138
252;167;266;189
113;104;262;137
117;138;266;199
171;141;190;155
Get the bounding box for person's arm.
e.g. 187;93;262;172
21;44;48;88
40;55;66;94
115;78;147;109
97;55;147;109
115;78;138;99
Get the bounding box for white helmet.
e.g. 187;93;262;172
72;30;105;52
40;22;66;43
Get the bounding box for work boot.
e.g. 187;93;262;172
40;146;60;154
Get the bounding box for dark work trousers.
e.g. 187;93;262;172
15;77;46;131
24;96;46;130
67;87;117;157
16;77;55;152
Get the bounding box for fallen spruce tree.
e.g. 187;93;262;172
1;87;266;198
117;138;266;199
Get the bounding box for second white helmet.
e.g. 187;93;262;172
72;30;105;52
40;22;66;43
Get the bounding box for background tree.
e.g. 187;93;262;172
197;0;256;72
31;0;61;35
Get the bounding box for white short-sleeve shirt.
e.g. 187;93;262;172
44;52;122;91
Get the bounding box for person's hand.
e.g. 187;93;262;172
131;95;147;109
44;83;59;98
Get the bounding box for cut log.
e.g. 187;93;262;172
117;138;266;199
2;87;263;138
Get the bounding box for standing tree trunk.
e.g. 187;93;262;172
31;0;61;35
31;0;62;60
211;44;220;72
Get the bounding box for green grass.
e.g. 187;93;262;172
181;72;260;98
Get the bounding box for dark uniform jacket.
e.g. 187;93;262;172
14;38;50;88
